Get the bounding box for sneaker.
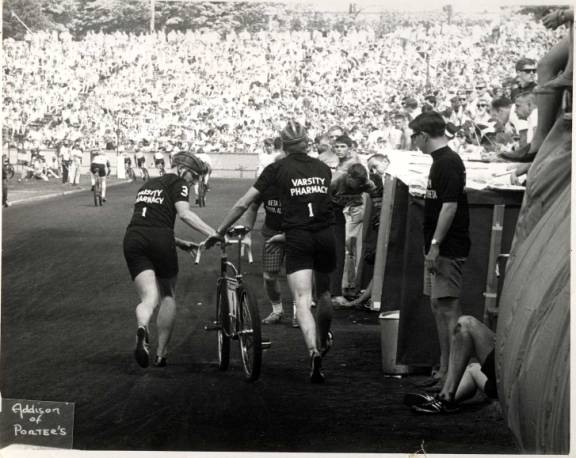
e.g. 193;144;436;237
262;311;283;324
320;331;334;357
134;326;150;368
412;396;459;414
291;316;300;328
310;354;325;384
403;391;436;407
153;356;167;368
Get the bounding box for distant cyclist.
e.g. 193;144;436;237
90;151;110;202
194;149;213;201
154;151;165;175
123;151;217;369
206;121;335;383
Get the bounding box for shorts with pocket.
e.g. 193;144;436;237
423;256;466;299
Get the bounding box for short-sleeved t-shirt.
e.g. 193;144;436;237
257;184;283;232
254;153;333;232
423;146;470;258
127;174;189;230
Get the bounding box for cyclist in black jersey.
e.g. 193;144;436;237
123;151;218;368
206;121;335;383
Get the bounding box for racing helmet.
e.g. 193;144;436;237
172;151;208;176
280;120;308;146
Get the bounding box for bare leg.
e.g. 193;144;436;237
101;176;107;199
155;276;177;359
263;271;283;312
134;270;160;328
287;269;318;356
314;271;333;350
546;27;573;88
431;296;462;379
530;36;570;154
440;315;494;402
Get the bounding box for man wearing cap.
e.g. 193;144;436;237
208;121;335;384
408;112;470;389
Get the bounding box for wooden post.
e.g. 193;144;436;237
355;192;373;292
483;205;505;329
370;175;397;311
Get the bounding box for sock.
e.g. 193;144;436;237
271;301;283;314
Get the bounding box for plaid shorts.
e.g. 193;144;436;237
262;225;285;274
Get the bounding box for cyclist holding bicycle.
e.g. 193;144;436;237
207;121;335;383
90;151;109;203
123;151;218;369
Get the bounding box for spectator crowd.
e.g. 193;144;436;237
2;11;562;160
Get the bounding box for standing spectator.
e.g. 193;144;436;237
69;141;83;185
409;112;470;388
2;154;11;207
59;141;71;184
256;138;280;177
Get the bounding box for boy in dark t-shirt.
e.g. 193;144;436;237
207;121;335;384
409;112;470;388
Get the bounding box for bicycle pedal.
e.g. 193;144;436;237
204;323;220;332
261;341;272;350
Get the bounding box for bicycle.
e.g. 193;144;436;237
194;226;266;382
92;172;103;207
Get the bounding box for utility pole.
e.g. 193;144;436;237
150;0;156;33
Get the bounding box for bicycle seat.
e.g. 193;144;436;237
227;226;251;238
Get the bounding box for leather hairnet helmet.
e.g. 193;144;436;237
280;120;308;146
172;151;208;176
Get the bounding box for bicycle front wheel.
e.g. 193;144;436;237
216;279;230;371
238;285;262;382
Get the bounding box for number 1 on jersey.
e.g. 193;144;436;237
308;202;314;217
142;207;147;218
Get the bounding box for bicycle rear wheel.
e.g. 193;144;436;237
216;279;230;371
93;178;100;206
238;285;262;382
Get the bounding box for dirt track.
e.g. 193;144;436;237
1;178;518;453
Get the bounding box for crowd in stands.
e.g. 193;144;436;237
2;11;563;160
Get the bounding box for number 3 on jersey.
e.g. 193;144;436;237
307;202;314;218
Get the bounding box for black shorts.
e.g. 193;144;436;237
155;159;165;167
90;163;106;177
285;226;336;275
481;349;498;399
123;226;178;280
137;158;145;167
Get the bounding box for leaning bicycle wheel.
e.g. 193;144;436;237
238;285;262;382
216;279;230;371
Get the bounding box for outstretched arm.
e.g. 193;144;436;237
216;186;261;235
175;201;217;237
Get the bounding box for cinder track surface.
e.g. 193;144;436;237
1;178;518;453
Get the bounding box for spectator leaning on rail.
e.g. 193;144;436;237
409;111;470;390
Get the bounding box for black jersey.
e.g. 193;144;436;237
254;153;333;232
258;184;283;232
423;146;470;258
128;174;189;230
